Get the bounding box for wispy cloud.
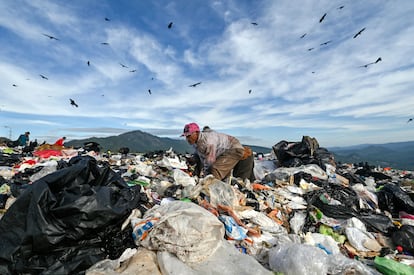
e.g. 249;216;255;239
0;0;413;147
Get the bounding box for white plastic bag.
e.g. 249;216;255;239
204;176;238;207
173;169;196;187
268;243;329;275
140;201;224;263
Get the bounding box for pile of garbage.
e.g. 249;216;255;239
0;136;413;274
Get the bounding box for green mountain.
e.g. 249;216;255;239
64;130;272;155
329;141;414;170
65;130;194;154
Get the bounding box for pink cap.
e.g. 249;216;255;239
181;122;200;136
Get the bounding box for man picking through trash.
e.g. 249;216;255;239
182;122;254;181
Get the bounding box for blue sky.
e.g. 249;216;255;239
1;0;413;148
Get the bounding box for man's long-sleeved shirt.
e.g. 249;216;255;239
194;131;244;173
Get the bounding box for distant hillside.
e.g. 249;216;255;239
329;141;414;170
64;130;272;155
0;137;11;145
65;130;194;154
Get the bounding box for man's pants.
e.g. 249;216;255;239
233;154;255;182
211;148;244;180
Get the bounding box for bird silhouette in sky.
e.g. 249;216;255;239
338;5;345;10
119;63;128;68
320;40;332;46
105;17;110;21
374;57;382;63
248;89;252;94
101;42;109;45
251;22;258;26
319;13;327;23
42;33;59;40
39;74;48;80
130;69;136;72
360;57;382;68
148;89;152;95
300;33;307;39
168;22;173;29
353;27;366;38
189;82;201;87
70;98;78;107
12;84;17;87
87;61;90;66
407;118;413;123
308;47;314;51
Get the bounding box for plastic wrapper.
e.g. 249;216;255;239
218;214;248;240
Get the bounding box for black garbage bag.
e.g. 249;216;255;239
0;156;148;275
306;185;395;234
272;136;332;168
0;194;8;209
119;147;130;155
377;183;414;216
391;225;414;254
305;184;361;220
357;212;394;235
313;147;335;170
306;192;359;220
355;167;391;181
272;140;309;167
0;153;21;166
340;172;365;186
83;141;100;152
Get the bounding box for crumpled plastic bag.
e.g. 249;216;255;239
139;200;225;263
268;243;329;274
173;168;196;187
157;156;188;170
203;176;238;207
